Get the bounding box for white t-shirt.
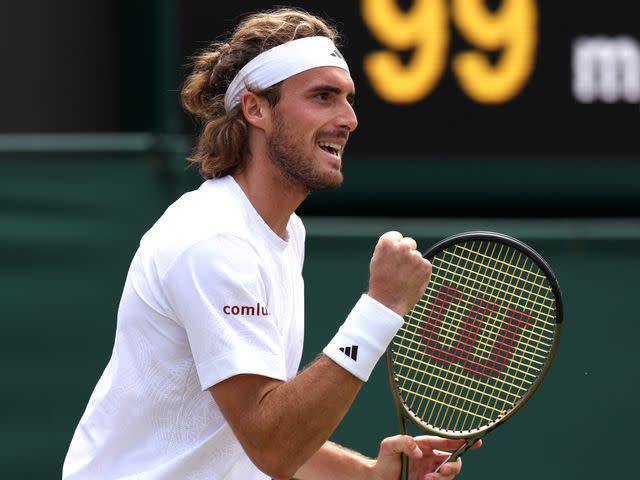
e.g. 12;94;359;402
63;176;306;479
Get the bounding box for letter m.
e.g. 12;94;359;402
573;36;640;103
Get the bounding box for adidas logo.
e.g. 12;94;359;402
339;345;358;361
330;48;345;60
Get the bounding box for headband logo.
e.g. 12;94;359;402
330;48;344;60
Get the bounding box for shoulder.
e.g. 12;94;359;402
288;213;305;243
287;213;306;264
163;233;262;286
137;177;257;276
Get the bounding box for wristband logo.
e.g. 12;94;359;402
223;303;270;316
339;345;359;361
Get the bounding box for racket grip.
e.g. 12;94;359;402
434;439;476;474
400;451;409;480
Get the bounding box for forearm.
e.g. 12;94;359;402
257;355;362;474
294;441;374;480
214;355;363;479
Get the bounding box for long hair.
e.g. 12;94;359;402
180;8;341;179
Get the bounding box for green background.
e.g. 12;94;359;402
1;140;639;478
1;0;639;478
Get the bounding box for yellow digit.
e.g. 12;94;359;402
451;0;538;104
362;0;448;104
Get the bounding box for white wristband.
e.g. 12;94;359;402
323;294;404;382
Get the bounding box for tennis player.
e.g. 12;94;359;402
63;8;475;480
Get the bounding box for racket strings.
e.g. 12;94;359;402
411;242;504;429
473;245;540;429
411;293;554;360
452;245;550;291
407;242;487;430
414;247;556;346
398;246;552;431
433;242;516;430
420;246;544;429
430;255;556;319
410;297;553;364
393;347;528;400
392;240;557;433
397;320;542;384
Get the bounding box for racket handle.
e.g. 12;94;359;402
434;439;476;474
401;451;409;480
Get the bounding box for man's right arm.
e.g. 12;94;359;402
209;232;432;479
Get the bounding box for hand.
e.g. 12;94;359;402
368;231;432;316
370;435;482;480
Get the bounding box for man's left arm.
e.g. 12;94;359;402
293;441;373;480
295;436;478;480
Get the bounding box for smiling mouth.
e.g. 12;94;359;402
318;142;343;157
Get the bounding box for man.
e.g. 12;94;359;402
63;8;477;480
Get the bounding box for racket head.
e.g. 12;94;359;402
387;231;563;441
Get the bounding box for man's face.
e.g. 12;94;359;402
265;66;358;192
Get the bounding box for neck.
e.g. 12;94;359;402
233;153;308;240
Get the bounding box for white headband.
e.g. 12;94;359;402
223;36;350;112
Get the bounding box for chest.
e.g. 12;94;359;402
260;248;305;377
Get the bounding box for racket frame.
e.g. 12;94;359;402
386;231;563;474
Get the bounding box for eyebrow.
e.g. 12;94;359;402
308;84;356;104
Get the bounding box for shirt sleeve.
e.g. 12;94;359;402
162;235;286;391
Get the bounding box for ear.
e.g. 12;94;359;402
241;91;270;130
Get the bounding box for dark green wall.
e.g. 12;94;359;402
2;0;639;477
1;139;639;478
303;220;640;479
0;145;171;476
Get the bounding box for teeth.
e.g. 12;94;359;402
318;142;342;154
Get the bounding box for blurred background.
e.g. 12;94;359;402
1;0;638;478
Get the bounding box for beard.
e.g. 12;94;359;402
267;112;344;192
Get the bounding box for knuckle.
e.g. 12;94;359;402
402;236;417;249
381;434;404;447
380;230;402;242
404;436;415;449
379;437;394;452
397;241;411;253
409;249;422;258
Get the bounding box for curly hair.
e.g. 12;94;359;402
180;8;341;179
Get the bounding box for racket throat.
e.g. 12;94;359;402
434;439;477;473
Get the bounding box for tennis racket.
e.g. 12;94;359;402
387;232;563;478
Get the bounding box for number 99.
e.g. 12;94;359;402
362;0;538;104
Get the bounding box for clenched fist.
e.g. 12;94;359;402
368;231;432;317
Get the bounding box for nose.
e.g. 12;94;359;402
338;101;358;133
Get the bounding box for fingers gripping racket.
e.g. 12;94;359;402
387;232;563;478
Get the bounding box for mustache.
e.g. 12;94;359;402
316;130;349;142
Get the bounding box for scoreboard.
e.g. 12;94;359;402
181;0;639;157
180;1;640;216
